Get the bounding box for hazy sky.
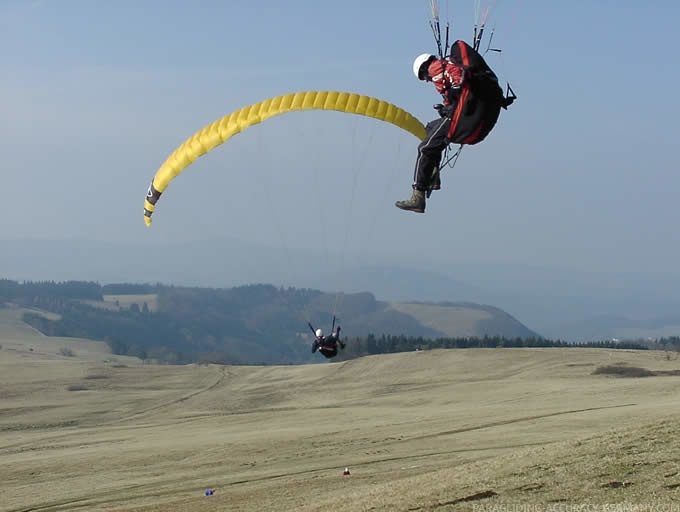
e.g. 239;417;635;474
2;0;678;276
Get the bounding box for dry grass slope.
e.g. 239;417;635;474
390;302;493;338
1;312;679;511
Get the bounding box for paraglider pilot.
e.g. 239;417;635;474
310;321;345;359
396;43;514;214
395;53;464;214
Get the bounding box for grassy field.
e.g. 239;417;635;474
1;310;679;511
79;294;159;313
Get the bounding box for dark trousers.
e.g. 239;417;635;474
412;117;451;191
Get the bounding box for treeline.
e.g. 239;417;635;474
657;336;680;347
0;279;103;302
0;279;169;304
332;334;649;360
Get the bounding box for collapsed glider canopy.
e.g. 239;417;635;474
143;91;426;226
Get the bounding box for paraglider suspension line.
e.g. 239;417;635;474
441;144;463;170
427;143;462;198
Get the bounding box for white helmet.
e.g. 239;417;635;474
413;53;434;80
315;329;323;337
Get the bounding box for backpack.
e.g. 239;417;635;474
446;40;508;145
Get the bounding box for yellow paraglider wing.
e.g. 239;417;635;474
143;91;426;226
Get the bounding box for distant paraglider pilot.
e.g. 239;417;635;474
309;321;345;359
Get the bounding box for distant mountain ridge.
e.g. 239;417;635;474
2;238;680;342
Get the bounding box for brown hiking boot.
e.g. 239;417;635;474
395;189;426;213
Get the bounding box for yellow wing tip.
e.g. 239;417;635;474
144;216;152;227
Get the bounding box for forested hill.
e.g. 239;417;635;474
1;279;546;364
